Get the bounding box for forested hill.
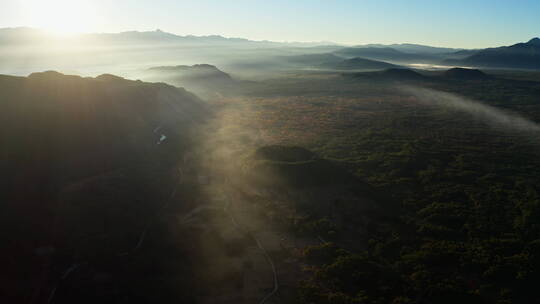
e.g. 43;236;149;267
0;71;205;192
0;71;206;302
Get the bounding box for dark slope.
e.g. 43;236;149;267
323;57;400;70
443;49;481;60
444;68;490;80
1;71;204;187
148;64;233;81
145;64;240;95
0;71;205;303
457;38;540;69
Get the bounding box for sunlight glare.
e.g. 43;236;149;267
20;0;98;35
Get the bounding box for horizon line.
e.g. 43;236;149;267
1;26;538;50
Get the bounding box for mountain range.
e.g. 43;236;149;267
0;27;335;47
334;47;434;62
0;27;538;73
356;43;462;55
453;38;540;69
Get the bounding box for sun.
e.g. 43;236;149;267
20;0;98;35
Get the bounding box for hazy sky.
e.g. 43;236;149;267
1;0;539;48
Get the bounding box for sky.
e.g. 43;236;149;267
1;0;539;48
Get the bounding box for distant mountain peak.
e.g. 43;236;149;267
528;37;540;45
96;74;127;82
456;37;540;69
191;64;220;69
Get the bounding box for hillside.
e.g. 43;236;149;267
1;71;204;185
443;49;481;60
145;64;238;95
443;67;490;80
456;38;540;69
148;64;233;82
0;71;206;302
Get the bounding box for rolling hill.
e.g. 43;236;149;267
145;64;240;95
0;71;206;302
443;67;490;80
148;64;233;82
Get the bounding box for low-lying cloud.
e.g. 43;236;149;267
400;86;540;133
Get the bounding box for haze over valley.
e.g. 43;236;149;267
2;1;540;303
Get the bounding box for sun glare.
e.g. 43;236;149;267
20;0;98;35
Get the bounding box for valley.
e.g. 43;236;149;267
1;23;540;304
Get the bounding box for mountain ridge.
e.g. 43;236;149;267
0;27;339;47
451;37;540;69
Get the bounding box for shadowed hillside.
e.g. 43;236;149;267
444;67;490;80
148;64;233;81
144;64;242;96
0;71;206;303
447;38;540;69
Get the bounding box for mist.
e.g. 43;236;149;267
0;28;342;80
4;17;540;303
400;86;540;134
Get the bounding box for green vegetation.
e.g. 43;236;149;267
4;65;540;304
298;112;540;303
222;70;540;304
246;145;355;187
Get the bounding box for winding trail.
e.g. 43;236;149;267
222;188;279;304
